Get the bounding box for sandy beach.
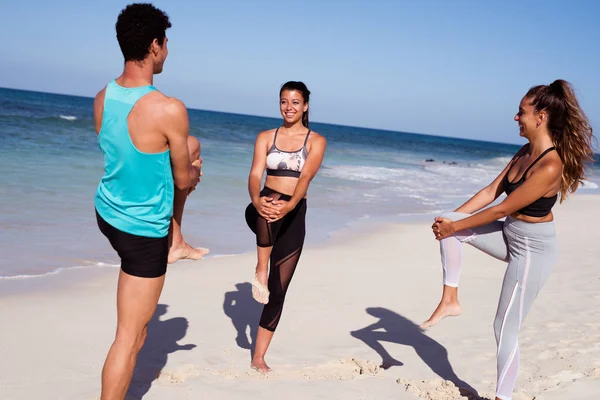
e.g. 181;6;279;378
1;194;599;400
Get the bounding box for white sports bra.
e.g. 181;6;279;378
266;127;311;178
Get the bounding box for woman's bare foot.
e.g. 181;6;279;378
420;299;462;329
252;269;269;304
168;242;209;264
250;357;271;373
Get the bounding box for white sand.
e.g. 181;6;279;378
1;194;599;400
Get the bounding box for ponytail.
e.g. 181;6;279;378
525;80;596;201
302;106;309;128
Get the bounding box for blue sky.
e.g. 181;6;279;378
1;0;598;144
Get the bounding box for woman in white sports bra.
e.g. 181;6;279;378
245;81;327;373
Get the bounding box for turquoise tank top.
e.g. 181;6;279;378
94;80;174;238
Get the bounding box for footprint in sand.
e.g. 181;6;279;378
191;358;382;381
548;370;584;381
586;367;600;378
535;349;561;361
157;364;203;385
523;369;588;399
397;378;495;400
299;358;381;380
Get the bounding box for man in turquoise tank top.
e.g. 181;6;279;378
93;4;206;399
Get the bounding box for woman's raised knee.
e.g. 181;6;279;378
267;287;286;305
438;211;470;222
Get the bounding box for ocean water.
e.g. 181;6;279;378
1;87;598;279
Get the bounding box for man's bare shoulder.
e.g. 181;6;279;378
93;87;107;134
94;87;107;111
141;92;188;122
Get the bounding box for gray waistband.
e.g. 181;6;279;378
504;216;555;238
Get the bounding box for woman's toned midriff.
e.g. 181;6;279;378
264;175;307;198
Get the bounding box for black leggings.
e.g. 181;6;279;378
245;187;307;332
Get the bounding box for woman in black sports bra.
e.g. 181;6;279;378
422;80;595;400
244;81;327;373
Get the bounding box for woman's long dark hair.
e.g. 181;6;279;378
526;79;596;201
280;81;310;128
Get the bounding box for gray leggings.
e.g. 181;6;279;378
440;212;557;400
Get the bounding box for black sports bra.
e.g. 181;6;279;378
503;146;558;218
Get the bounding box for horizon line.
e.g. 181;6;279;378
0;84;546;149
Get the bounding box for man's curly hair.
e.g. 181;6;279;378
116;3;172;62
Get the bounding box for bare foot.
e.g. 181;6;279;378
168;243;209;264
252;270;269;304
420;300;462;329
250;358;271;373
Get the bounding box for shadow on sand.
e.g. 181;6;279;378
351;307;485;399
223;282;263;358
126;304;195;399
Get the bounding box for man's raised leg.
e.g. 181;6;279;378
168;135;209;263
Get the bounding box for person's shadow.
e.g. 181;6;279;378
223;282;263;357
351;307;481;399
126;304;196;399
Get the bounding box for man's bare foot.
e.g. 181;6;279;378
250;358;271;373
252;269;269;304
168;243;209;264
420;300;462;329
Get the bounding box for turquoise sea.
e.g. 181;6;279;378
1;87;598;279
